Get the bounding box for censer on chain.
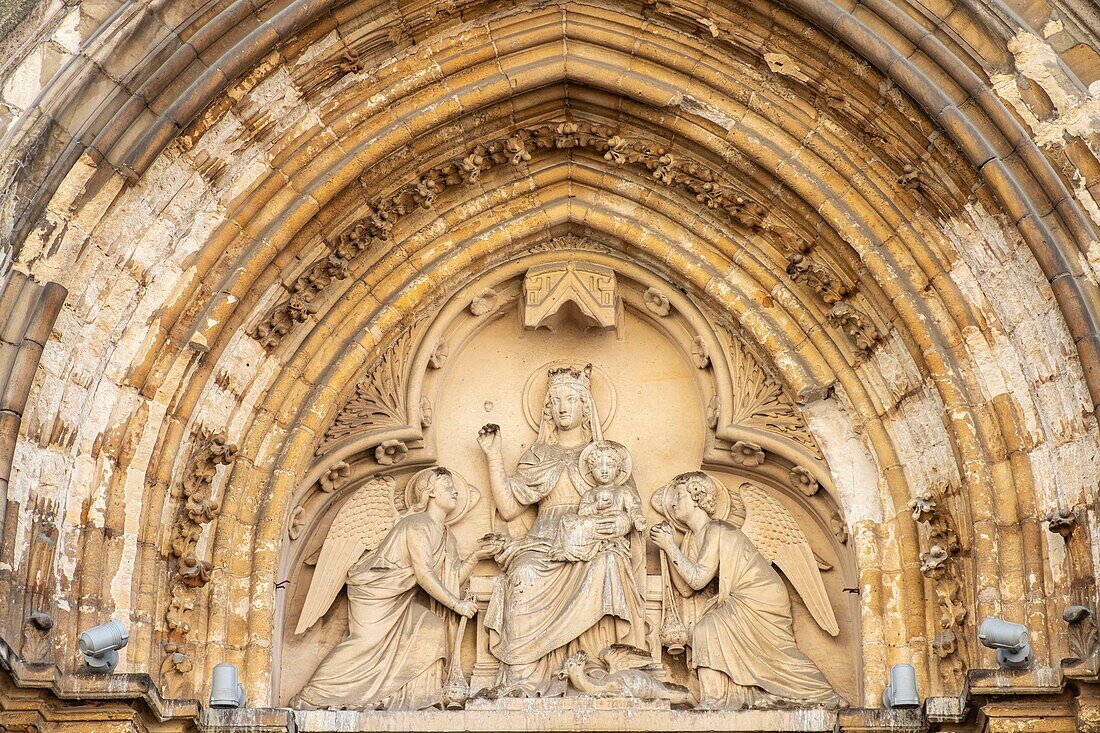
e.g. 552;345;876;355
658;537;689;655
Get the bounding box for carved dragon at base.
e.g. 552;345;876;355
556;646;694;705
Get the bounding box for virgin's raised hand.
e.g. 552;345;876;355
477;424;502;455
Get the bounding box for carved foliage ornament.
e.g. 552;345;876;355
1046;507;1078;538
318;330;415;454
527;234;612;255
786;253;850;305
908;483;968;691
252;120;803;349
164;428;238;693
1063;605;1100;679
319;461;351;492
724;333;823;459
643;287;671;317
1046;506;1099;679
21;612;52;662
826;302;881;356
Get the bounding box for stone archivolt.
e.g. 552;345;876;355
0;0;1097;731
249;120;806;351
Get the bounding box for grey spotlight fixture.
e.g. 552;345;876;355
77;619;128;672
882;663;919;708
978;617;1032;668
210;663;247;708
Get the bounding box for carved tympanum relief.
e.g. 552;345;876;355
292;471;490;710
284;260;852;712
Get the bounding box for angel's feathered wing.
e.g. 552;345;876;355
599;644;659;674
294;475;398;634
738;482;840;636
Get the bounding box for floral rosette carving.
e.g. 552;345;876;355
470;288;500;316
429;338;449;369
320;461;351;492
730;440;765;467
643;287;671;316
706;395;720;429
420;396;433;428
288;505;306;540
690;336;710;368
789;466;819;496
375;439;408;466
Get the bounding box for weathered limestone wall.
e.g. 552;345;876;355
0;0;1097;730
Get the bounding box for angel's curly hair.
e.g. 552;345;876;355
409;466;452;511
673;471;718;517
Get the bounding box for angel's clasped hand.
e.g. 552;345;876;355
649;522;676;550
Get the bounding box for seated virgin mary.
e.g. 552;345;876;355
476;365;647;697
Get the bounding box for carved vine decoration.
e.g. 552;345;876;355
784;241;885;361
908;482;969;691
1046;506;1100;680
826;302;882;356
163;428;238;695
724;332;823;459
786;253;850;305
252;119;803;349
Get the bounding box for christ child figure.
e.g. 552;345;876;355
550;440;646;562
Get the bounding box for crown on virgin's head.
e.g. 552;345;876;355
547;364;592;390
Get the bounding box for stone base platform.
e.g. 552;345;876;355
199;700;935;733
293;698;839;732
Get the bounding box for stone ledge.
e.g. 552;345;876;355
293;698;840;732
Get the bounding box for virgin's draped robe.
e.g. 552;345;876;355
677;520;843;708
294;512;460;710
483;442;647;696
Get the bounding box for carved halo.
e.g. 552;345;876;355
403;468;481;525
579;440;633;487
651;472;732;533
522;360;618;433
